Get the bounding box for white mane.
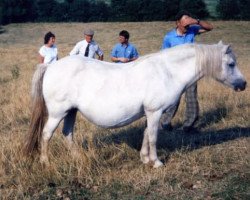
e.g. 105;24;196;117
195;43;223;77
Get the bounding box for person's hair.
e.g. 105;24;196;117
175;10;191;21
119;30;130;40
44;32;55;44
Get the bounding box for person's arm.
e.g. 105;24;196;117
197;19;213;33
111;57;129;63
129;47;139;62
38;47;45;63
162;35;171;49
69;43;80;56
38;54;44;63
96;46;104;61
111;45;123;62
128;57;137;62
98;54;104;61
183;17;213;33
111;56;119;62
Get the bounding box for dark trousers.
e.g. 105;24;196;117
161;83;199;128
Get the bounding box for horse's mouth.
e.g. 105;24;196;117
235;87;246;92
234;80;247;91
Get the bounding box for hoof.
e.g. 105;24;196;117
153;160;163;168
140;153;150;164
40;156;50;167
71;148;81;158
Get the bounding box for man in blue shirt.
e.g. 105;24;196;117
111;30;139;63
161;11;213;133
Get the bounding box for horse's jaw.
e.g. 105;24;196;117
216;78;247;92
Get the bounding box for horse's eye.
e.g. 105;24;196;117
229;63;235;68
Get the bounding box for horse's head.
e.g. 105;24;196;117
215;41;247;91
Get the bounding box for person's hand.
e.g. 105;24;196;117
181;17;198;27
119;57;129;63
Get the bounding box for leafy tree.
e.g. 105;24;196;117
179;0;209;19
0;0;3;25
0;0;36;24
53;1;71;22
238;0;250;20
89;1;110;21
110;0;170;21
67;0;90;22
216;0;240;20
110;0;127;21
164;0;180;20
138;0;166;21
35;0;58;21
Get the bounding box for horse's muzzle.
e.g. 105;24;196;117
234;79;247;91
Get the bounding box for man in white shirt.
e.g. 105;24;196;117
69;29;104;60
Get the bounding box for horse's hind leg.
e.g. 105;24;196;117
140;127;150;164
62;109;78;155
40;116;63;166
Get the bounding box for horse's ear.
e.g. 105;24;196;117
223;45;232;54
218;40;223;45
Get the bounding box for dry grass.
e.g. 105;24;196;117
0;21;249;199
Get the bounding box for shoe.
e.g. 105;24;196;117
182;126;199;134
161;123;173;131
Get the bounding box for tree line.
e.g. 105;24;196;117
0;0;250;25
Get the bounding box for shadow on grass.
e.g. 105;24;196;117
86;106;249;157
197;106;229;129
100;126;250;153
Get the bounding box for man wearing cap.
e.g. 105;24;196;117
69;29;104;60
161;11;213;133
111;30;139;63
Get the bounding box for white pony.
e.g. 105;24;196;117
25;42;246;168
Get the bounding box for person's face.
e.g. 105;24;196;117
119;35;128;44
85;34;93;43
48;37;55;47
177;15;190;33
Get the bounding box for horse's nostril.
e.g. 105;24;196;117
234;80;246;91
244;81;247;88
242;81;247;90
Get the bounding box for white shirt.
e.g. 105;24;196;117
69;40;103;58
39;45;58;64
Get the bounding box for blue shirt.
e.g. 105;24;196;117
162;26;200;49
111;43;139;63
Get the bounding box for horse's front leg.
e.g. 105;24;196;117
142;110;163;168
62;109;78;156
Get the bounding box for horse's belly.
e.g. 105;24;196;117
79;103;144;128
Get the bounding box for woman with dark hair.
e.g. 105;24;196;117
38;31;58;64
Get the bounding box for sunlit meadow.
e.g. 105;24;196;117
0;21;249;199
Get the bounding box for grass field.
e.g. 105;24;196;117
0;21;249;199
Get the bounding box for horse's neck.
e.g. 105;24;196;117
166;47;203;89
